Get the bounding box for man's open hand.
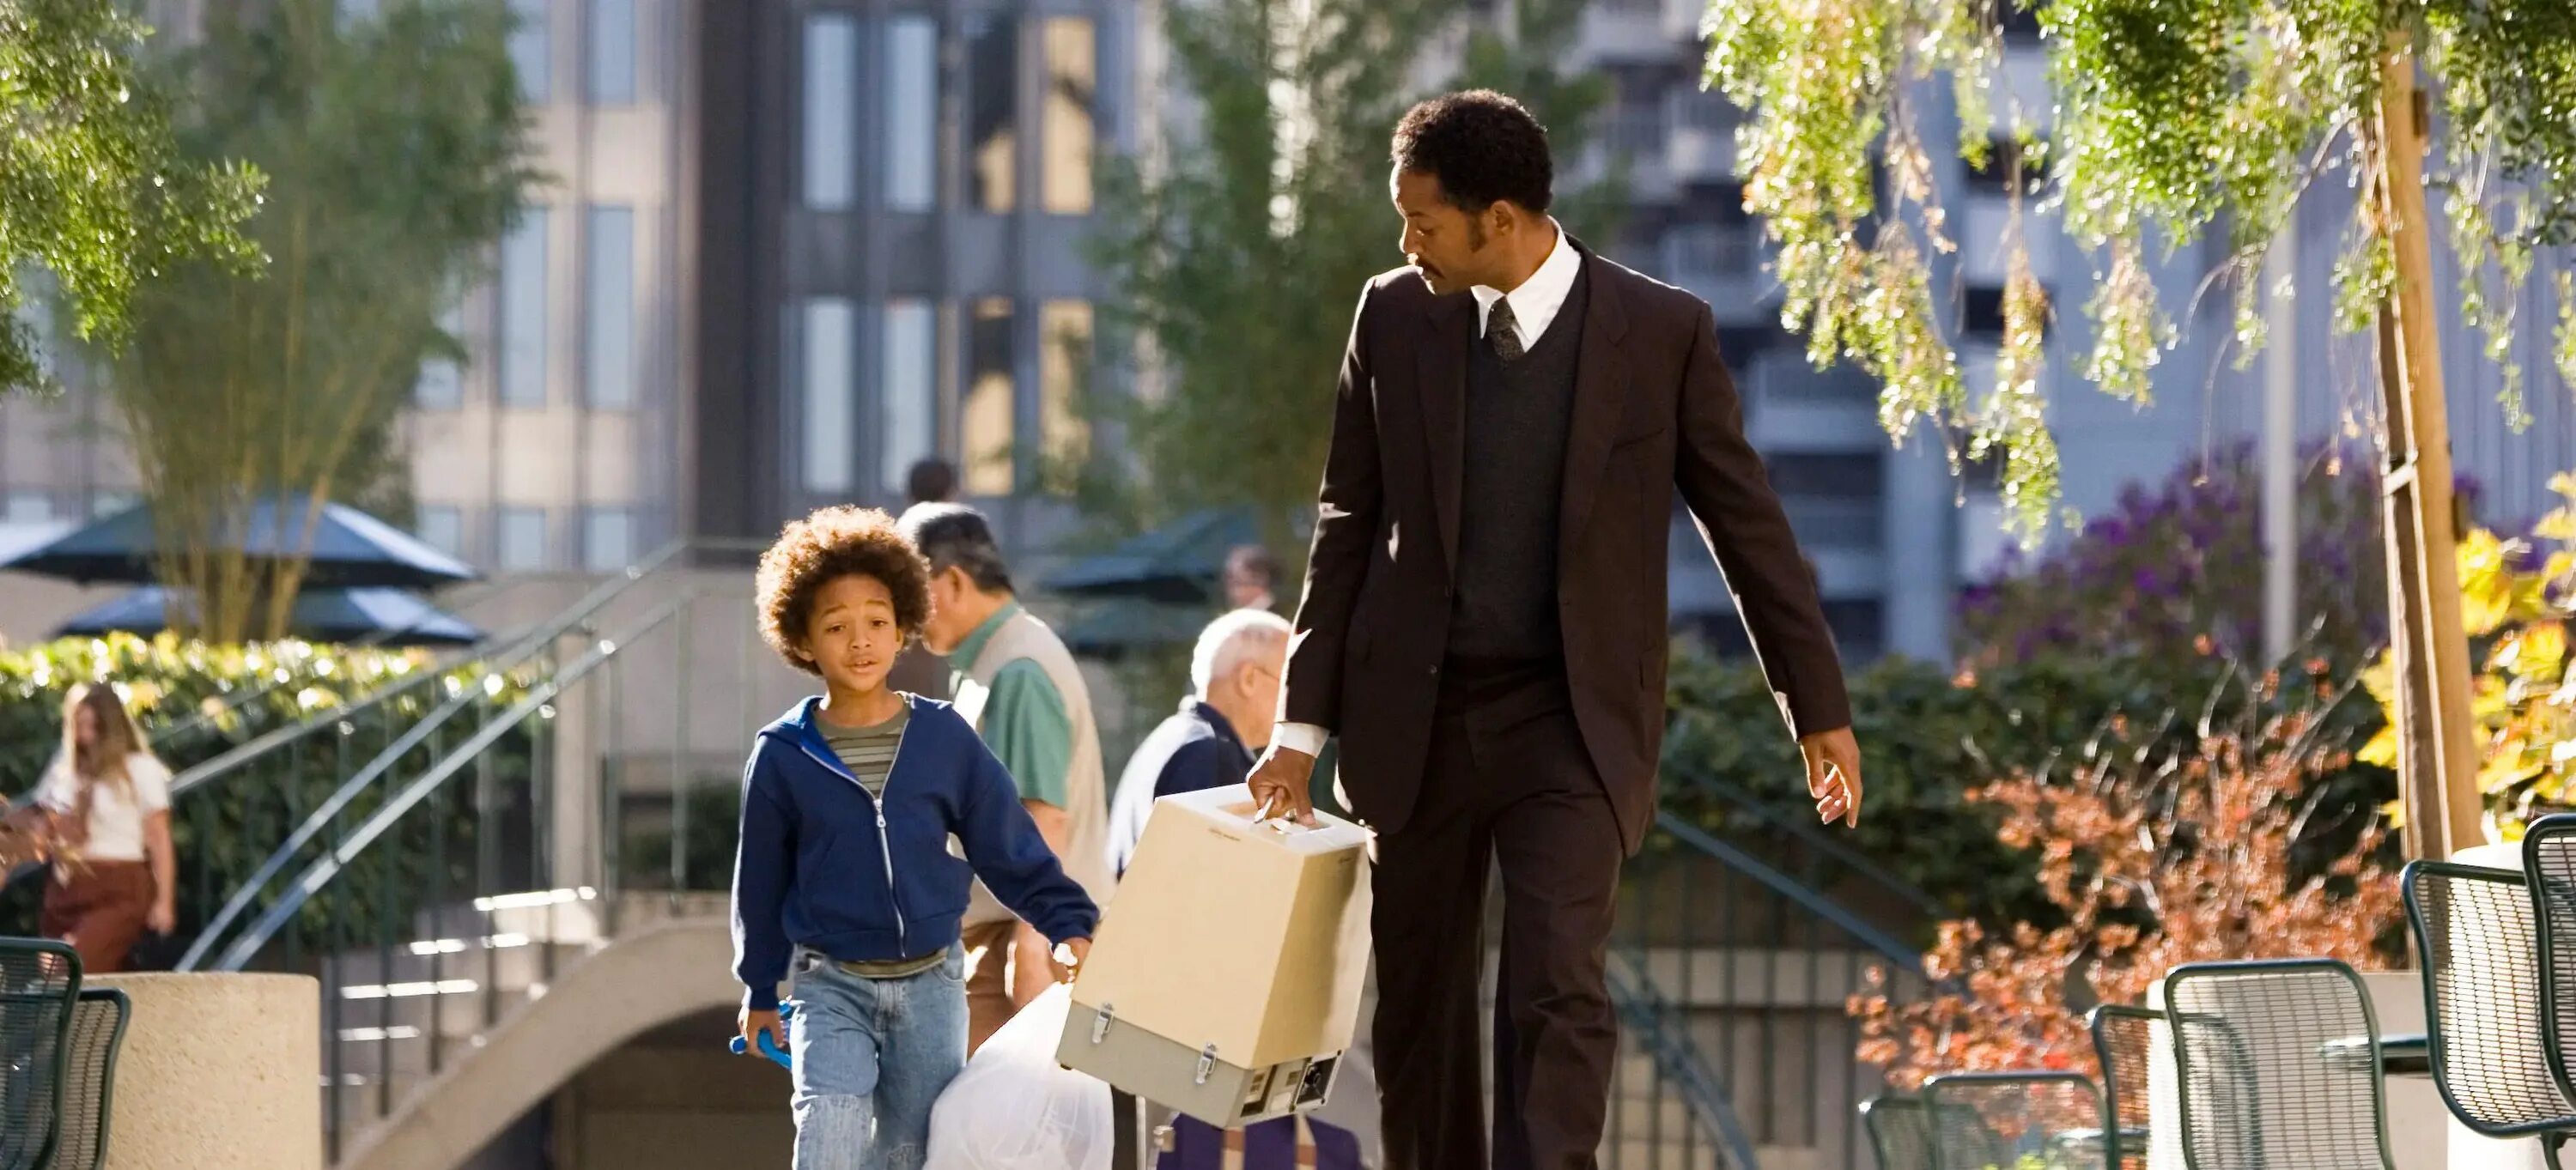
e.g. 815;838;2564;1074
1801;727;1862;828
1246;745;1321;827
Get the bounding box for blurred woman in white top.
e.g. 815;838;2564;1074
33;684;177;973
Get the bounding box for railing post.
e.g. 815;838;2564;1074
671;593;693;906
598;628;623;939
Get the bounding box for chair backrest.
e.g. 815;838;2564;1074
1921;1071;2107;1170
2518;813;2576;1103
1862;1096;1936;1170
0;937;81;1170
2161;959;2396;1170
51;989;131;1170
2088;1004;2163;1170
2402;860;2576;1137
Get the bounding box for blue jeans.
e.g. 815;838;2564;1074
787;946;969;1170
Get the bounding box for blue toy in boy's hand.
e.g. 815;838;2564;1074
729;1003;794;1070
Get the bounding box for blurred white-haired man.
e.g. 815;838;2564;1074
1104;608;1291;876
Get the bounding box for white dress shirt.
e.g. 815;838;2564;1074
1268;223;1580;761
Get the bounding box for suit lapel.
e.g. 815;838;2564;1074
1418;292;1472;573
1558;251;1630;561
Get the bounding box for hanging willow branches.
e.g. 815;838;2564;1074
1703;0;2576;540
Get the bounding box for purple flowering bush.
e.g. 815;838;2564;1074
1957;442;2391;674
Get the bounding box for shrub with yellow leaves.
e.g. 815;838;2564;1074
2363;474;2576;841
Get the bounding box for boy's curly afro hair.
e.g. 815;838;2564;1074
756;506;933;675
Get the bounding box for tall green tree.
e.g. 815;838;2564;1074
110;0;538;643
1087;0;1619;557
2;0;263;394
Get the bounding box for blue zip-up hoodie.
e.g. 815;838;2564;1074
731;694;1100;1010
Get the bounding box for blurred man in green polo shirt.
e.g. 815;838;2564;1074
901;503;1115;1052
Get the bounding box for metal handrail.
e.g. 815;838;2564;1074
1653;811;1926;973
3;641;476;894
173;539;748;970
1674;774;1949;920
1611;801;1935;1170
210;591;697;971
1610;958;1766;1170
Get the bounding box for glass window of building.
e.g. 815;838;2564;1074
884;15;938;211
963;298;1017;495
416;506;465;558
965;15;1019;214
3;491;52;524
803;15;858;210
498;506;549;571
802;298;858;494
1038;300;1091;464
416;296;465;409
500;208;550;407
879;300;938;496
511;0;551;102
1040;18;1094;215
90;491;138;518
587;0;637;104
582;506;635;571
585;204;636;409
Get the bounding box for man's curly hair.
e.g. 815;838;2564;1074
1391;89;1553;214
756;506;933;675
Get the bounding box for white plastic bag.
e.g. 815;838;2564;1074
925;981;1113;1170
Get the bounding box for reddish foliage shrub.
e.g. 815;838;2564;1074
1850;670;2403;1087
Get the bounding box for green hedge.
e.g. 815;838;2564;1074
2;633;539;964
1658;646;2393;931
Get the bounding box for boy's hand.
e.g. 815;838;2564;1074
1051;937;1091;982
738;1007;785;1057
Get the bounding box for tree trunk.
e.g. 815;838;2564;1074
2374;35;2483;859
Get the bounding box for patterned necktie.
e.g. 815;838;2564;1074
1485;298;1525;363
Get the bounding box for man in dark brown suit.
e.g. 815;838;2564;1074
1246;91;1865;1170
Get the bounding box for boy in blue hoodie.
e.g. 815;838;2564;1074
734;506;1099;1170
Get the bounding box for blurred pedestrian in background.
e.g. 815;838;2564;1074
15;683;179;973
1222;544;1279;613
886;458;961;701
1105;608;1290;876
901;502;1115;1052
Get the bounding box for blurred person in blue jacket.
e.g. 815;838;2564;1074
1105;608;1291;877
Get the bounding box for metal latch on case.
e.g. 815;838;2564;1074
1091;1003;1115;1044
1194;1044;1218;1084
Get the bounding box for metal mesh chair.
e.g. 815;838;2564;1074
2403;860;2576;1167
2519;815;2576;1110
1864;1096;1937;1170
1920;1071;2108;1170
0;938;81;1170
2087;1004;2162;1170
2160;959;2397;1170
50;988;131;1170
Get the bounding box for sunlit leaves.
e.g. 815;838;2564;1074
0;0;264;393
1849;668;2399;1085
2366;489;2576;835
1703;0;2576;540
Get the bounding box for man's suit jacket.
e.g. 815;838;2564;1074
1281;242;1850;852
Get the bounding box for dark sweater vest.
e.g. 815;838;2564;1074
1446;268;1589;666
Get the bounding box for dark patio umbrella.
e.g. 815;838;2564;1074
1041;508;1259;604
53;585;483;647
1058;598;1210;659
0;494;477;589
